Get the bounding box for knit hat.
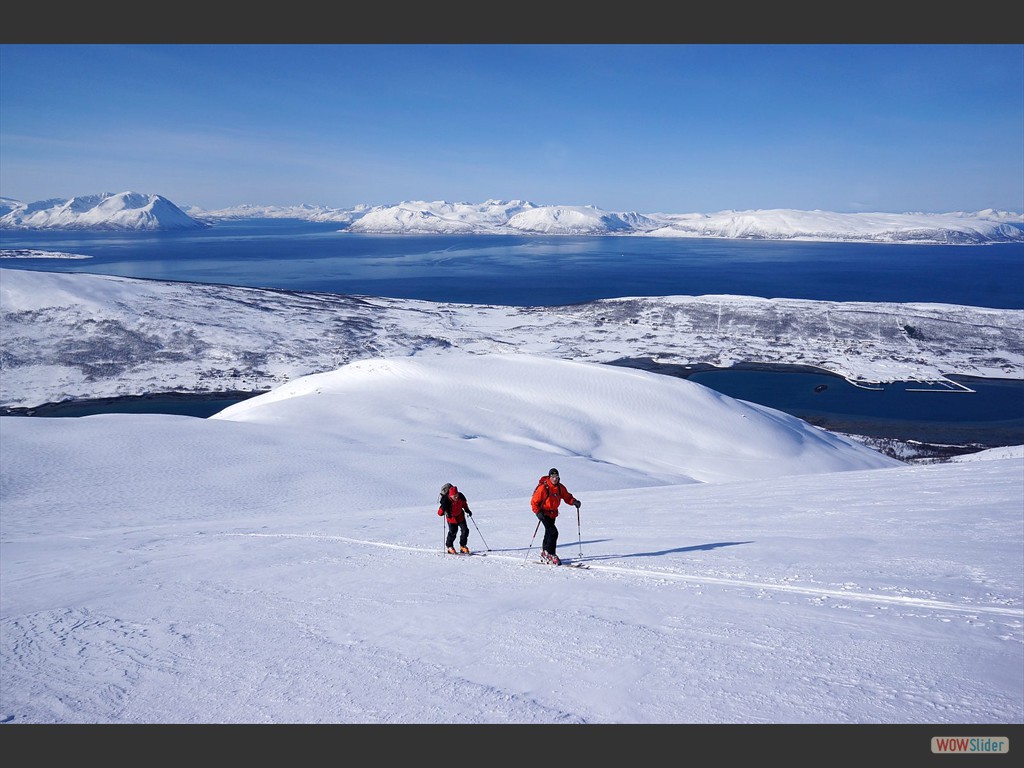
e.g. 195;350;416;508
548;468;559;477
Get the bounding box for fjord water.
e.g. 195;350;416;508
2;218;1023;308
684;370;1023;446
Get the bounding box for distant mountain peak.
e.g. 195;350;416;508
0;191;208;231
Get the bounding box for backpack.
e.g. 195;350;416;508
532;476;551;511
438;483;452;518
439;484;463;520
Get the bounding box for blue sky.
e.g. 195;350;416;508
1;44;1021;214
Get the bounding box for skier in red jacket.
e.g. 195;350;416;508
438;482;473;554
530;468;581;565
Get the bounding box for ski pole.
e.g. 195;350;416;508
443;517;448;555
469;513;490;551
523;516;541;564
576;505;582;558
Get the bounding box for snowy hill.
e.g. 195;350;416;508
505;205;655;235
214;354;903;489
1;351;1020;725
4;192;1021;242
2;268;1021;411
0;191;208;231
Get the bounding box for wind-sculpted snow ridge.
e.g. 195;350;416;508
1;268;1021;411
0;191;208;230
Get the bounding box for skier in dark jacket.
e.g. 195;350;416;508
438;482;473;554
530;468;581;565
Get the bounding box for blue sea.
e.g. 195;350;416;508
2;220;1022;445
2;218;1022;308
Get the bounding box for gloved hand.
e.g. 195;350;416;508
574;500;581;510
466;510;472;517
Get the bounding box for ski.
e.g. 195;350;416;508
445;551;486;556
534;559;589;569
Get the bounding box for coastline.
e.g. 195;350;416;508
0;390;266;419
608;356;1024;385
606;358;848;379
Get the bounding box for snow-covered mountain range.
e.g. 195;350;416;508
2;267;1020;415
327;200;1024;244
0;192;206;231
2;192;1022;244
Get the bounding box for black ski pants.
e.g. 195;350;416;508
536;512;559;554
446;519;469;549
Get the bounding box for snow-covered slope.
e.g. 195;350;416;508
2;268;1021;410
1;350;1019;725
505;205;656;235
214;354;903;488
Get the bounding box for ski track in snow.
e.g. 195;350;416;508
224;532;1023;619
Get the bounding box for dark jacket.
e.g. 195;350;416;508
438;485;471;524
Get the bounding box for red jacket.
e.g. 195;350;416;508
531;476;576;518
438;485;470;523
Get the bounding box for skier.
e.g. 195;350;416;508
438;482;473;554
530;468;581;565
